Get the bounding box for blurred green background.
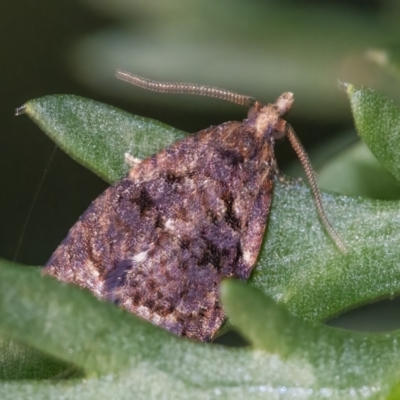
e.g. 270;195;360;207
2;0;400;332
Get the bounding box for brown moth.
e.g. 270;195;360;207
43;71;345;341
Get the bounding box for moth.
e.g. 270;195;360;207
43;70;345;341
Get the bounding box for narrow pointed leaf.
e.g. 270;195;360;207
2;258;400;399
317;141;400;200
23;95;186;183
346;84;400;182
0;337;77;380
0;259;169;376
221;279;400;397
252;181;400;322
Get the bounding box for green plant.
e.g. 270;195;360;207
2;84;400;399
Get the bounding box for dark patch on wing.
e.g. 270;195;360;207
199;239;230;272
131;187;154;215
219;148;244;166
165;173;183;184
234;242;243;264
223;193;241;230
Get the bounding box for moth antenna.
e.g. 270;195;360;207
115;69;256;107
286;125;347;253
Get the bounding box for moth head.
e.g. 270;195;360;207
274;92;294;116
247;95;293;141
271;92;294;140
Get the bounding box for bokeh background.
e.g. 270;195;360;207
2;0;400;332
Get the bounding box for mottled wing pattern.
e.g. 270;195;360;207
44;114;277;341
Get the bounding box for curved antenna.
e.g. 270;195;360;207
116;69;346;252
115;69;256;107
286;125;346;253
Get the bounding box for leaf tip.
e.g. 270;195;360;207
15;105;27;116
337;80;351;93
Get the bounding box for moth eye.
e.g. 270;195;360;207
272;120;288;140
273;128;287;140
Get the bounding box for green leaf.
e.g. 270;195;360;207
0;259;174;377
346;84;400;182
317;141;400;200
252;179;400;323
0;337;78;380
24;95;186;183
221;279;400;395
2;258;400;399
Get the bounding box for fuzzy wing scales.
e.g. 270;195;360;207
44;120;275;341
